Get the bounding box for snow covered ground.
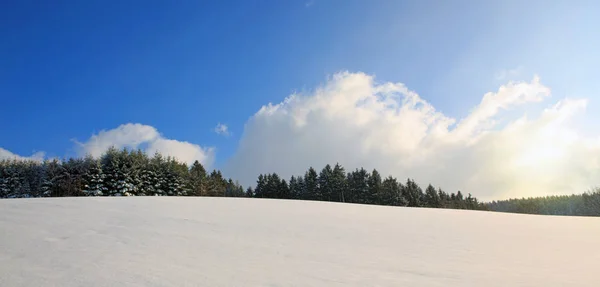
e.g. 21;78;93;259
1;197;598;286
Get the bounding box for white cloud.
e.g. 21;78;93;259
225;71;599;200
214;123;231;137
75;123;215;167
305;0;315;7
0;148;45;162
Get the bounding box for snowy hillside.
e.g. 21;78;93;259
1;198;598;286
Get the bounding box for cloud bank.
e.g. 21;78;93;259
225;72;599;200
0;148;45;162
75;123;215;167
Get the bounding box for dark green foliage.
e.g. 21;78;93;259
225;179;245;197
251;164;489;212
379;176;405;206
318;165;334;202
486;189;600;216
304;167;319;201
291;175;305;200
0;146;242;199
403;179;423;207
189;160;207;196
367;169;382;204
347;168;369;204
2;147;599;217
207;170;227;196
424;184;441;208
245;186;254;198
331;163;347;202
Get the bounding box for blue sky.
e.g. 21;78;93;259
2;0;600;198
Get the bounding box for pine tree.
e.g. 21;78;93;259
150;152;168;196
319;164;334;202
304;167;319;200
245;186;254;197
82;156;105;196
63;158;86;196
0;160;10;198
438;188;449;208
2;160;24;198
380;176;402;206
295;175;306;200
255;174;266;198
277;178;290;199
331;163;347;202
41;159;66;197
207;170;226;196
289;176;299;199
424;184;441;208
367;169;382;204
189;160;207;196
347;168;369;203
403;178;423;207
453;190;466;209
128;149;148;195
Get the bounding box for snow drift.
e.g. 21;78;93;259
0;197;598;286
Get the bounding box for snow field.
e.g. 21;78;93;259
1;197;598;286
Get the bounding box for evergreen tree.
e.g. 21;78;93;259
277;178;290;199
319;164;334;201
41;159;67;197
454;190;465;209
367;169;382;204
347;168;369;203
438;188;450;208
189;160;207;196
2;160;24;198
403;178;423;207
255;174;266;198
207;170;226;196
149;152;167;196
331;163;347;202
289;176;299;199
424;184;441;208
245;186;254;197
63;158;86;196
380;176;403;206
294;175;306;200
0;161;10;197
82;156;105;196
304;167;319;200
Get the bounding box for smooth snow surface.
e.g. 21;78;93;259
1;198;599;286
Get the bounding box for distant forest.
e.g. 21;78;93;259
1;147;599;216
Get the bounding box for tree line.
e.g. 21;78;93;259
485;191;600;216
0;147;245;198
252;165;484;210
1;147;599;216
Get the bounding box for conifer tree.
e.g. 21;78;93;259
289;176;298;199
331;163;347;202
245;186;254;197
319;164;334;201
403;178;423;207
347;168;369;204
367;169;382;204
304;167;319;200
254;174;266;198
83;156;105;196
380;176;402;206
424;184;441;208
294;175;306;200
189;160;207;196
